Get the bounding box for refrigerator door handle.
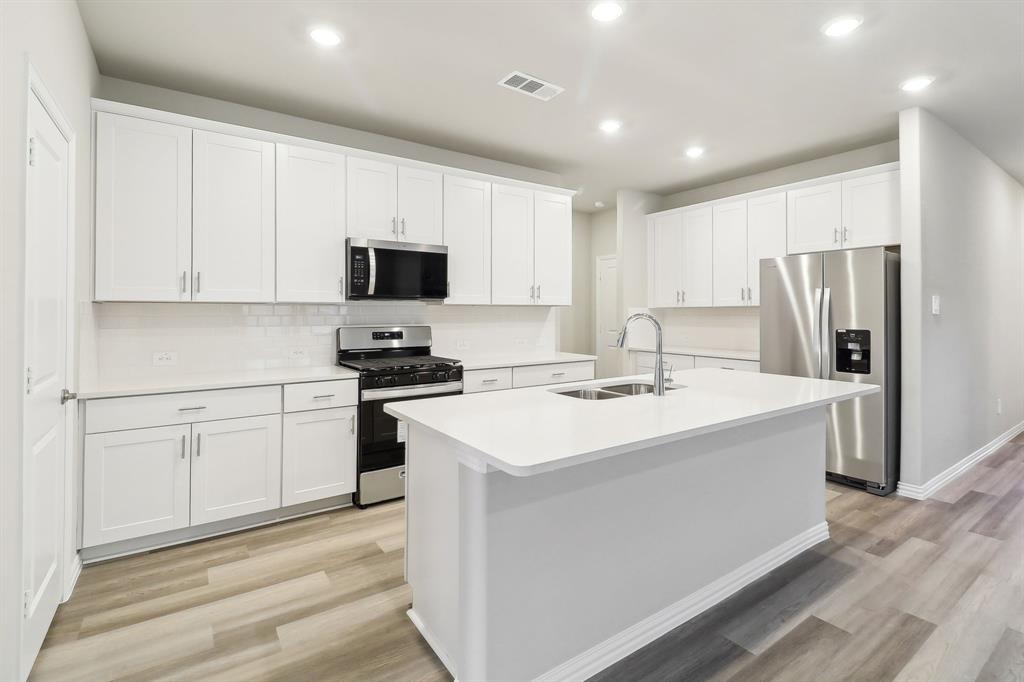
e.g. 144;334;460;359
813;287;823;378
821;287;832;379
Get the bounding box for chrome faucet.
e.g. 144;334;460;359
616;312;666;396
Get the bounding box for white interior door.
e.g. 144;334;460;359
533;191;572;305
712;200;748;307
397;166;443;244
443;175;491;305
490;183;534;305
746;192;788;305
594;256;618;379
193;130;276;302
346;156;398;241
21;90;71;680
276;144;346;302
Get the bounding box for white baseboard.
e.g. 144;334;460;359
62;553;82;602
408;609;458;681
897;420;1024;500
535;521;830;682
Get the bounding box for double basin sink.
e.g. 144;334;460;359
556;382;679;400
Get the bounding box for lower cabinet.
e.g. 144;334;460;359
190;415;282;525
83;424;192;547
511;361;595;388
282;406;357;506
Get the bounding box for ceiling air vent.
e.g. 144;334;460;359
498;71;564;101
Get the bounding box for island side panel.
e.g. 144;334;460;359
468;408;827;681
405;426;462;676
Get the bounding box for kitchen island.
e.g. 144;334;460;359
385;369;877;681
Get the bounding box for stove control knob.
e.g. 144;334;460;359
388;376;398;386
447;368;461;382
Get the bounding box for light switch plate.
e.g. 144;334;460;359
931;295;941;315
152;351;177;367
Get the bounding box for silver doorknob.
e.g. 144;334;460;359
60;388;77;405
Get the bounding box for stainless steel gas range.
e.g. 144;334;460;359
336;325;463;507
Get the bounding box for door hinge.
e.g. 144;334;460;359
25;366;32;395
28;137;36;167
23;589;32;616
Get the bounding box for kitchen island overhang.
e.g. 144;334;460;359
386;369;878;681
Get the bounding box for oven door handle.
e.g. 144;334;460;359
360;381;463;401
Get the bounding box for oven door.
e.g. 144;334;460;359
358;381;463;473
347;238;448;300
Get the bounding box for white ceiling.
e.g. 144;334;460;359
77;0;1023;211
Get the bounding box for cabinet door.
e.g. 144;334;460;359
193;130;276;302
746;192;788;306
681;206;714;307
95;113;192;301
443;175;491;304
282;407;357;506
398;166;443;244
191;415;282;525
346;156;398;241
276;144;346;303
786;181;842;254
712;200;748;307
842;170;900;248
649;213;684;308
83;424;191;547
533;191;573;305
491;183;535;305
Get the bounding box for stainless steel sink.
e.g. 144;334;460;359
601;382;680;396
555;387;625;400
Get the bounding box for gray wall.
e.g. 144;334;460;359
557;212;595;354
899;107;1024;486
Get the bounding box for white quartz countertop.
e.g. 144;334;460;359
629;345;761;362
385;369;877;477
78;366;360;400
458;352;597;371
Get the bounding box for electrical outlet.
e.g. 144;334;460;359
152;351;177;367
514;338;528;347
287;348;308;360
997;398;1003;415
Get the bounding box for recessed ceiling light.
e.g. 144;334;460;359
309;27;342;47
595;201;606;208
599;119;622;134
821;15;863;38
900;75;935;92
685;146;705;159
591;2;624;22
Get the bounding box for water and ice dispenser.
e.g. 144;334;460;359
835;329;871;374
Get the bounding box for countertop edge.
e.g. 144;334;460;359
78;371;360;400
459;354;597;371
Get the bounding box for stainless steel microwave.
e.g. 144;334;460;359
346;238;448;301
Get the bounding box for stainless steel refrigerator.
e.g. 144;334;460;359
760;247;899;495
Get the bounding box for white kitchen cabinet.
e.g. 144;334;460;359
192;130;276;302
842;170;900;249
398;166;443;244
282;407;357;506
190;414;282;525
787;181;842;254
83;424;191;547
712;201;748;307
511;361;595;388
746;192;788;305
276;144;346;302
346;156;398;241
443;175;492;305
533;191;573;305
693;356;760;372
462;368;513;393
649;213;684;308
94;113;192;302
681;206;714;307
491;183;535;305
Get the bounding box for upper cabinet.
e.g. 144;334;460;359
276;144;346;303
648;212;683;308
443;175;492;305
491;183;535;305
841;170;900;249
95;113;192;302
192;131;276;302
745;192;788;305
712;201;748;307
787;181;843;254
680;206;713;307
533;191;572;305
346;158;443;244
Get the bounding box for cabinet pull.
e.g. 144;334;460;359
195;433;201;457
178;406;207;412
843;226;849;242
530;284;535;301
312;394;335;400
482;378;499;384
181;434;186;460
552;371;567;377
833;228;839;244
350;414;356;434
740;287;746;302
536;284;541;301
676;290;681;304
400;217;406;237
747;286;752;302
181;271;187;294
195;271;201;293
391;217;397;235
682;290;686;304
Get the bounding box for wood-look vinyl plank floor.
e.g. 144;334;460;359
32;439;1024;682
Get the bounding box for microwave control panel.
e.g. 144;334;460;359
349;247;370;296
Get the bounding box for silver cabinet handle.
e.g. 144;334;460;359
682;290;686;304
482;378;499;384
181;271;187;294
195;433;201;457
530;284;535;301
400;217;406;237
676;290;681;304
181;434;186;460
178;406;207;412
747;286;752;302
833;228;839;244
391;217;397;235
552;371;567;377
536;284;541;302
843;226;849;242
312;394;335;400
195;271;201;293
740;287;746;302
350;414;356;434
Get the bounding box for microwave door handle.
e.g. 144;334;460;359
813;287;823;379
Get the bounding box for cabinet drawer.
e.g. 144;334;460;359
86;386;282;434
512;361;595;388
283;379;358;412
694;356;760;372
463;368;513;393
